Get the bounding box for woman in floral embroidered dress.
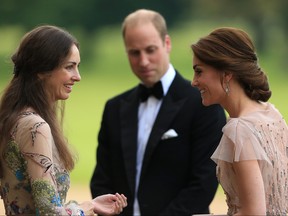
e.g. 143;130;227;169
191;27;288;215
0;25;127;215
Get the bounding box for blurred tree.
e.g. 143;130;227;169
0;0;191;62
0;0;286;66
189;0;287;53
0;0;190;31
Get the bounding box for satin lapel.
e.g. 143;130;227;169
141;92;187;178
120;91;139;194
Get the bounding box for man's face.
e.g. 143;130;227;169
124;22;171;87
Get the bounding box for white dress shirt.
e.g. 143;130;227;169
133;64;176;216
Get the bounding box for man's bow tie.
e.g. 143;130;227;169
138;81;164;102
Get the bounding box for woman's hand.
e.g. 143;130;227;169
92;193;127;215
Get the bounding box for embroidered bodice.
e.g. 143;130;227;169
0;111;85;215
211;103;288;215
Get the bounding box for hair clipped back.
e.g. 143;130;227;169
191;27;271;102
0;25;79;175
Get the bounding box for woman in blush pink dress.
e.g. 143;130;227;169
191;27;288;215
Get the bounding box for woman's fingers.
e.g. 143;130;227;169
117;193;127;207
114;193;127;214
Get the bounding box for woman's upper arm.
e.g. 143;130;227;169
21;120;54;181
233;160;266;215
20;118;91;215
20;121;68;214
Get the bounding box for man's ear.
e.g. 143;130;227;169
165;35;172;53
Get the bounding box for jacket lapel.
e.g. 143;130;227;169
120;89;139;194
141;73;188;179
120;73;190;191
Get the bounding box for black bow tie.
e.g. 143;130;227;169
138;81;164;102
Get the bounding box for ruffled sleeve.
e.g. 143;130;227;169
211;117;271;165
211;103;288;213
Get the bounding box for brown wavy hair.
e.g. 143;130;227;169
191;27;271;102
0;25;79;176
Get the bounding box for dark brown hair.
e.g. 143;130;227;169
191;27;271;102
0;25;79;175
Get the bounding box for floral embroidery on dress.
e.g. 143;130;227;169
0;111;86;215
31;179;63;215
54;168;70;202
24;152;53;173
30;121;46;145
65;201;85;216
3;140;30;188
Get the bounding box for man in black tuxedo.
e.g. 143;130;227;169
90;9;226;216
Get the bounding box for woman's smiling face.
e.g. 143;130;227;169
41;44;81;102
191;56;226;106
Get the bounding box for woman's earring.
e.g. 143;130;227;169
225;81;230;95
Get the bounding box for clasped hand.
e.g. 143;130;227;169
92;193;127;215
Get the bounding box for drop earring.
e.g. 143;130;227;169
225;81;230;95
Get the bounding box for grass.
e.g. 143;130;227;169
0;23;287;190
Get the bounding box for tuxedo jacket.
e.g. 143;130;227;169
90;72;226;216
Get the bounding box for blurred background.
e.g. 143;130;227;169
0;0;287;214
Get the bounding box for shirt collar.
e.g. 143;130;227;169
160;64;176;96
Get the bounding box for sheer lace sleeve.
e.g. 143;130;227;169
15;113;93;215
